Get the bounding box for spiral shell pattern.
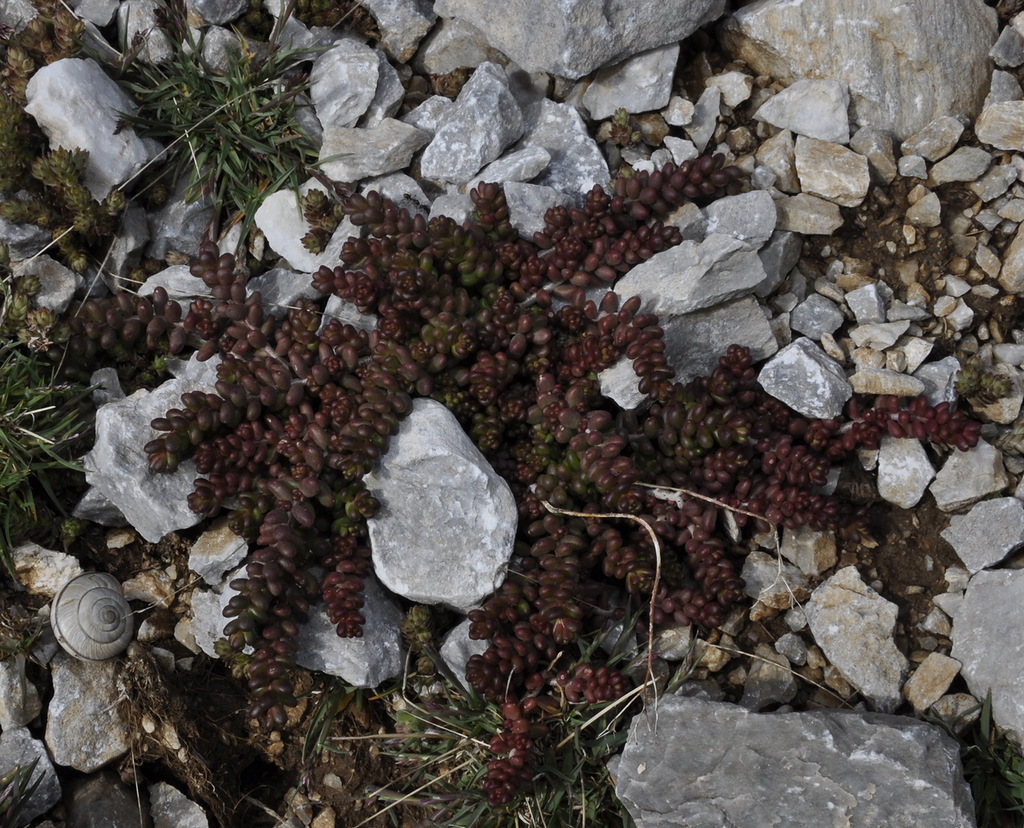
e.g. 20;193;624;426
51;572;133;661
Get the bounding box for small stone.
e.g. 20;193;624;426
940;497;1024;572
790;294;844;340
700;190;777;248
420;62;524;186
706;70;753;108
757;337;852;419
876;436;936;509
990;22;1024;68
805;566;908;712
740;643;797;711
794;136;870;206
774;632;807;666
581;43;679;120
903;653;961;713
663;95;695;127
310;39;380;130
976;100;1024;151
755;128;799;193
930;440;1011;511
685;86;721;153
900;115;965;161
969;163;1018;202
898;154;928;179
775;193;844;235
754;79;851;144
849;320;911;350
780;526;837;577
849;367;926;397
741;550;811;621
320;119;431;183
906;191;942;227
849;126;897;184
928;146;992;186
364;399;517;610
845;283;887;324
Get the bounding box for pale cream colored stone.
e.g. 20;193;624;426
903;653;961;712
794;135;870;206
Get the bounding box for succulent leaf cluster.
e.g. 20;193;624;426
57;159;982;807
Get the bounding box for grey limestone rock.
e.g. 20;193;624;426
359;0;436;62
440;617;489;691
685;85;720;154
45;653;130;771
701;189;777;248
0;214;51;261
952;567;1024;741
364;399;517;611
974;99;1024;152
790;294;845;340
412;16;506;75
613;695;975;828
118;0;174;65
320;118;431;183
850;125;898;184
188;519;248;587
929;440;1011;512
991;21;1024;68
185;0;248;25
420;63;524;186
929;146;993;186
900;115;966;161
753;78;851;144
774;193;844;235
741;549;810;621
363;52;406;127
720;0;998;140
612;234;768;317
581;43;680;120
310;39;380;130
82;355;220;543
757;337;852;419
940;497;1024;573
433;0;724;79
12;255;79;315
149;781;210;828
502;181;573;238
516;99;609;200
146;179;215;262
25;58;162;199
876;435;936;509
740;643;797;710
805;566;909;712
463;146;551;193
0;728;61;827
0;654;41;732
294;577;404;687
794;135;870;207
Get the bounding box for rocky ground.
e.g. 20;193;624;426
4;0;1024;826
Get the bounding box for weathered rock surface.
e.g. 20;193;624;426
364;399;517;611
952;567;1024;741
420;62;523;185
757;337;852;419
940;497;1024;573
82;355;220;542
720;0;998;139
581;43;680;120
0;728;62;827
45;653;130;772
805;566;908;712
929;440;1011;512
434;0;725;78
876;435;936;508
294;577;404;687
612;695;975;828
24;57;161;199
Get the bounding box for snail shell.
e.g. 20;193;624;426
51;572;133;661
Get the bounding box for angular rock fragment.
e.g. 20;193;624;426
794;135;870;206
952;567;1024;741
434;0;724;78
613;696;974;828
757;337;852;419
24;58;161;199
420;62;523;185
929;440;1010;511
805;566;908;712
364;399;517;611
581;43;679;120
753;78;851;143
940;497;1024;573
720;0;998;139
876;435;935;509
